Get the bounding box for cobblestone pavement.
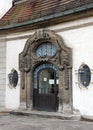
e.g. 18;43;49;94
0;114;93;130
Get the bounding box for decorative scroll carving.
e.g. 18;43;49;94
63;53;70;90
19;29;72;112
19;29;72;88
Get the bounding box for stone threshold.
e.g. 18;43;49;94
81;115;93;122
10;109;81;121
1;109;93;122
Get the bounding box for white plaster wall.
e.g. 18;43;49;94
6;38;27;109
57;25;93;116
5;16;93;115
0;39;6;110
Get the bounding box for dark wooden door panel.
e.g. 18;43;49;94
33;67;59;111
34;93;58;111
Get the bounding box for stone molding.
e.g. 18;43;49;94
19;29;72;113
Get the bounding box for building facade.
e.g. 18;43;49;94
0;0;93;116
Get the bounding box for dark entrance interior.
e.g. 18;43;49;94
33;67;59;111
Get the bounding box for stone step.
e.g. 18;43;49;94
10;110;81;120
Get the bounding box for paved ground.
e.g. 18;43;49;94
0;114;93;130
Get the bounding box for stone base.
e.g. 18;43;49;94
10;109;81;120
19;102;27;110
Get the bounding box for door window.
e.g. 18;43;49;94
38;69;55;94
34;63;58;90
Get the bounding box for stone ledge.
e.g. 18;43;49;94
10;110;81;121
81;115;93;122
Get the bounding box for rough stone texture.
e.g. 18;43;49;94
1;0;93;27
11;110;81;120
0;38;6;109
0;114;93;130
19;29;72;113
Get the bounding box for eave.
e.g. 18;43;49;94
0;3;93;35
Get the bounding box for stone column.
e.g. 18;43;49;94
20;72;26;110
58;70;63;112
30;72;34;110
68;67;73;112
58;68;73;113
26;71;33;110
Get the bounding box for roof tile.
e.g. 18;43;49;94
0;0;93;27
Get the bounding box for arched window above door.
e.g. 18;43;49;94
19;29;72;112
36;42;56;58
34;63;58;78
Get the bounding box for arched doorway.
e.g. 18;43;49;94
33;63;59;111
19;29;72;113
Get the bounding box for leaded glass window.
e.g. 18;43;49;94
36;42;56;57
78;64;91;87
34;63;58;89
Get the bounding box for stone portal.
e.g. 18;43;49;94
19;29;72;113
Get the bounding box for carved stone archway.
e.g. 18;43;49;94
19;29;72;113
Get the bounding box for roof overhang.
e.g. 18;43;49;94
0;3;93;34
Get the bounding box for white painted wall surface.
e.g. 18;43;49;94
0;39;6;110
5;16;93;115
58;25;93;116
6;38;27;109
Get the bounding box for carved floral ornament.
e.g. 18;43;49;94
19;29;72;89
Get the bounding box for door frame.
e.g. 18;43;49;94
33;66;59;111
19;29;72;113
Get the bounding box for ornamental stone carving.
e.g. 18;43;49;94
19;29;71;73
19;29;72;113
